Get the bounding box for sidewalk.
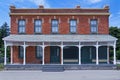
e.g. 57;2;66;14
0;70;120;80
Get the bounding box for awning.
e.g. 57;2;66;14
3;34;117;42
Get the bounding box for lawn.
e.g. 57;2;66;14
0;63;4;71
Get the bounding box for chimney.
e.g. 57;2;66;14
10;5;16;9
39;5;44;8
76;5;80;9
104;5;109;9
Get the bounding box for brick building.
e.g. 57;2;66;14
3;5;117;67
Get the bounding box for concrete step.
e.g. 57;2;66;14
42;65;64;72
4;64;42;70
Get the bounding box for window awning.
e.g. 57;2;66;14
3;34;117;42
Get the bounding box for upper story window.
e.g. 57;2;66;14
34;19;42;33
70;20;77;33
18;20;25;33
90;19;98;34
36;46;43;59
51;19;58;33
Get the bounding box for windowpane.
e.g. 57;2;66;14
19;46;23;58
51;20;58;33
70;20;77;33
36;46;42;58
18;20;25;33
34;20;42;33
90;19;97;33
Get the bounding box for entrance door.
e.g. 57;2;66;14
50;46;60;64
81;46;96;64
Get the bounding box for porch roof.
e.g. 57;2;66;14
3;34;117;42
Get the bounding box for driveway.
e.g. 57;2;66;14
0;70;120;80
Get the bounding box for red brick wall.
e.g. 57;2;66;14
26;46;42;64
13;46;42;64
44;46;50;64
10;15;109;34
13;46;23;64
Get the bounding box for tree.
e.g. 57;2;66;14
109;26;120;60
0;22;10;62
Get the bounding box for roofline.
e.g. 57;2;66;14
10;8;108;10
10;13;110;16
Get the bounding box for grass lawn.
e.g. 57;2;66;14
0;63;4;71
117;64;120;70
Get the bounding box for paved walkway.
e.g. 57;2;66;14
0;70;120;80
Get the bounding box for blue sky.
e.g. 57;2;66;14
0;0;120;27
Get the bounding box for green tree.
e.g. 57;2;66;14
0;22;10;62
109;26;120;60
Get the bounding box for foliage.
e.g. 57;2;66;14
109;26;120;60
0;22;10;62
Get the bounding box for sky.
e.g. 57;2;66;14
0;0;120;27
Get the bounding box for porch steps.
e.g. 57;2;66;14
64;64;117;70
4;64;116;71
42;65;64;72
4;64;42;70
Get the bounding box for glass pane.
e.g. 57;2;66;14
52;20;58;25
36;46;42;58
70;26;76;33
19;27;25;33
70;20;76;26
91;20;97;25
35;27;41;33
35;20;41;26
19;46;23;58
91;26;97;32
52;27;58;33
19;20;25;26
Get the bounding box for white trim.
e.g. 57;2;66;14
113;45;116;65
4;41;7;65
107;46;109;64
10;46;13;64
23;42;26;65
96;42;99;65
42;42;45;65
61;42;63;65
79;44;81;65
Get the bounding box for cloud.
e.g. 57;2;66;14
87;0;102;3
29;0;50;8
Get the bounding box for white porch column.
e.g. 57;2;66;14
61;42;63;65
42;42;45;65
23;42;26;65
107;46;110;64
113;45;116;65
4;41;7;65
79;44;81;65
96;42;99;65
10;46;13;64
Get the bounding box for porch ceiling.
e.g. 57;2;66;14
3;34;117;42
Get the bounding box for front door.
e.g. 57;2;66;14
50;46;60;64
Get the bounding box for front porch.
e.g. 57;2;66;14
3;35;117;66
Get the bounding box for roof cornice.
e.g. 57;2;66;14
10;13;110;16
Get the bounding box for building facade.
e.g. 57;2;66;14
3;5;117;65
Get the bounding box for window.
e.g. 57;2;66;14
34;19;42;33
36;46;43;59
18;20;25;33
90;19;98;33
51;19;58;33
19;46;23;59
70;20;77;33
